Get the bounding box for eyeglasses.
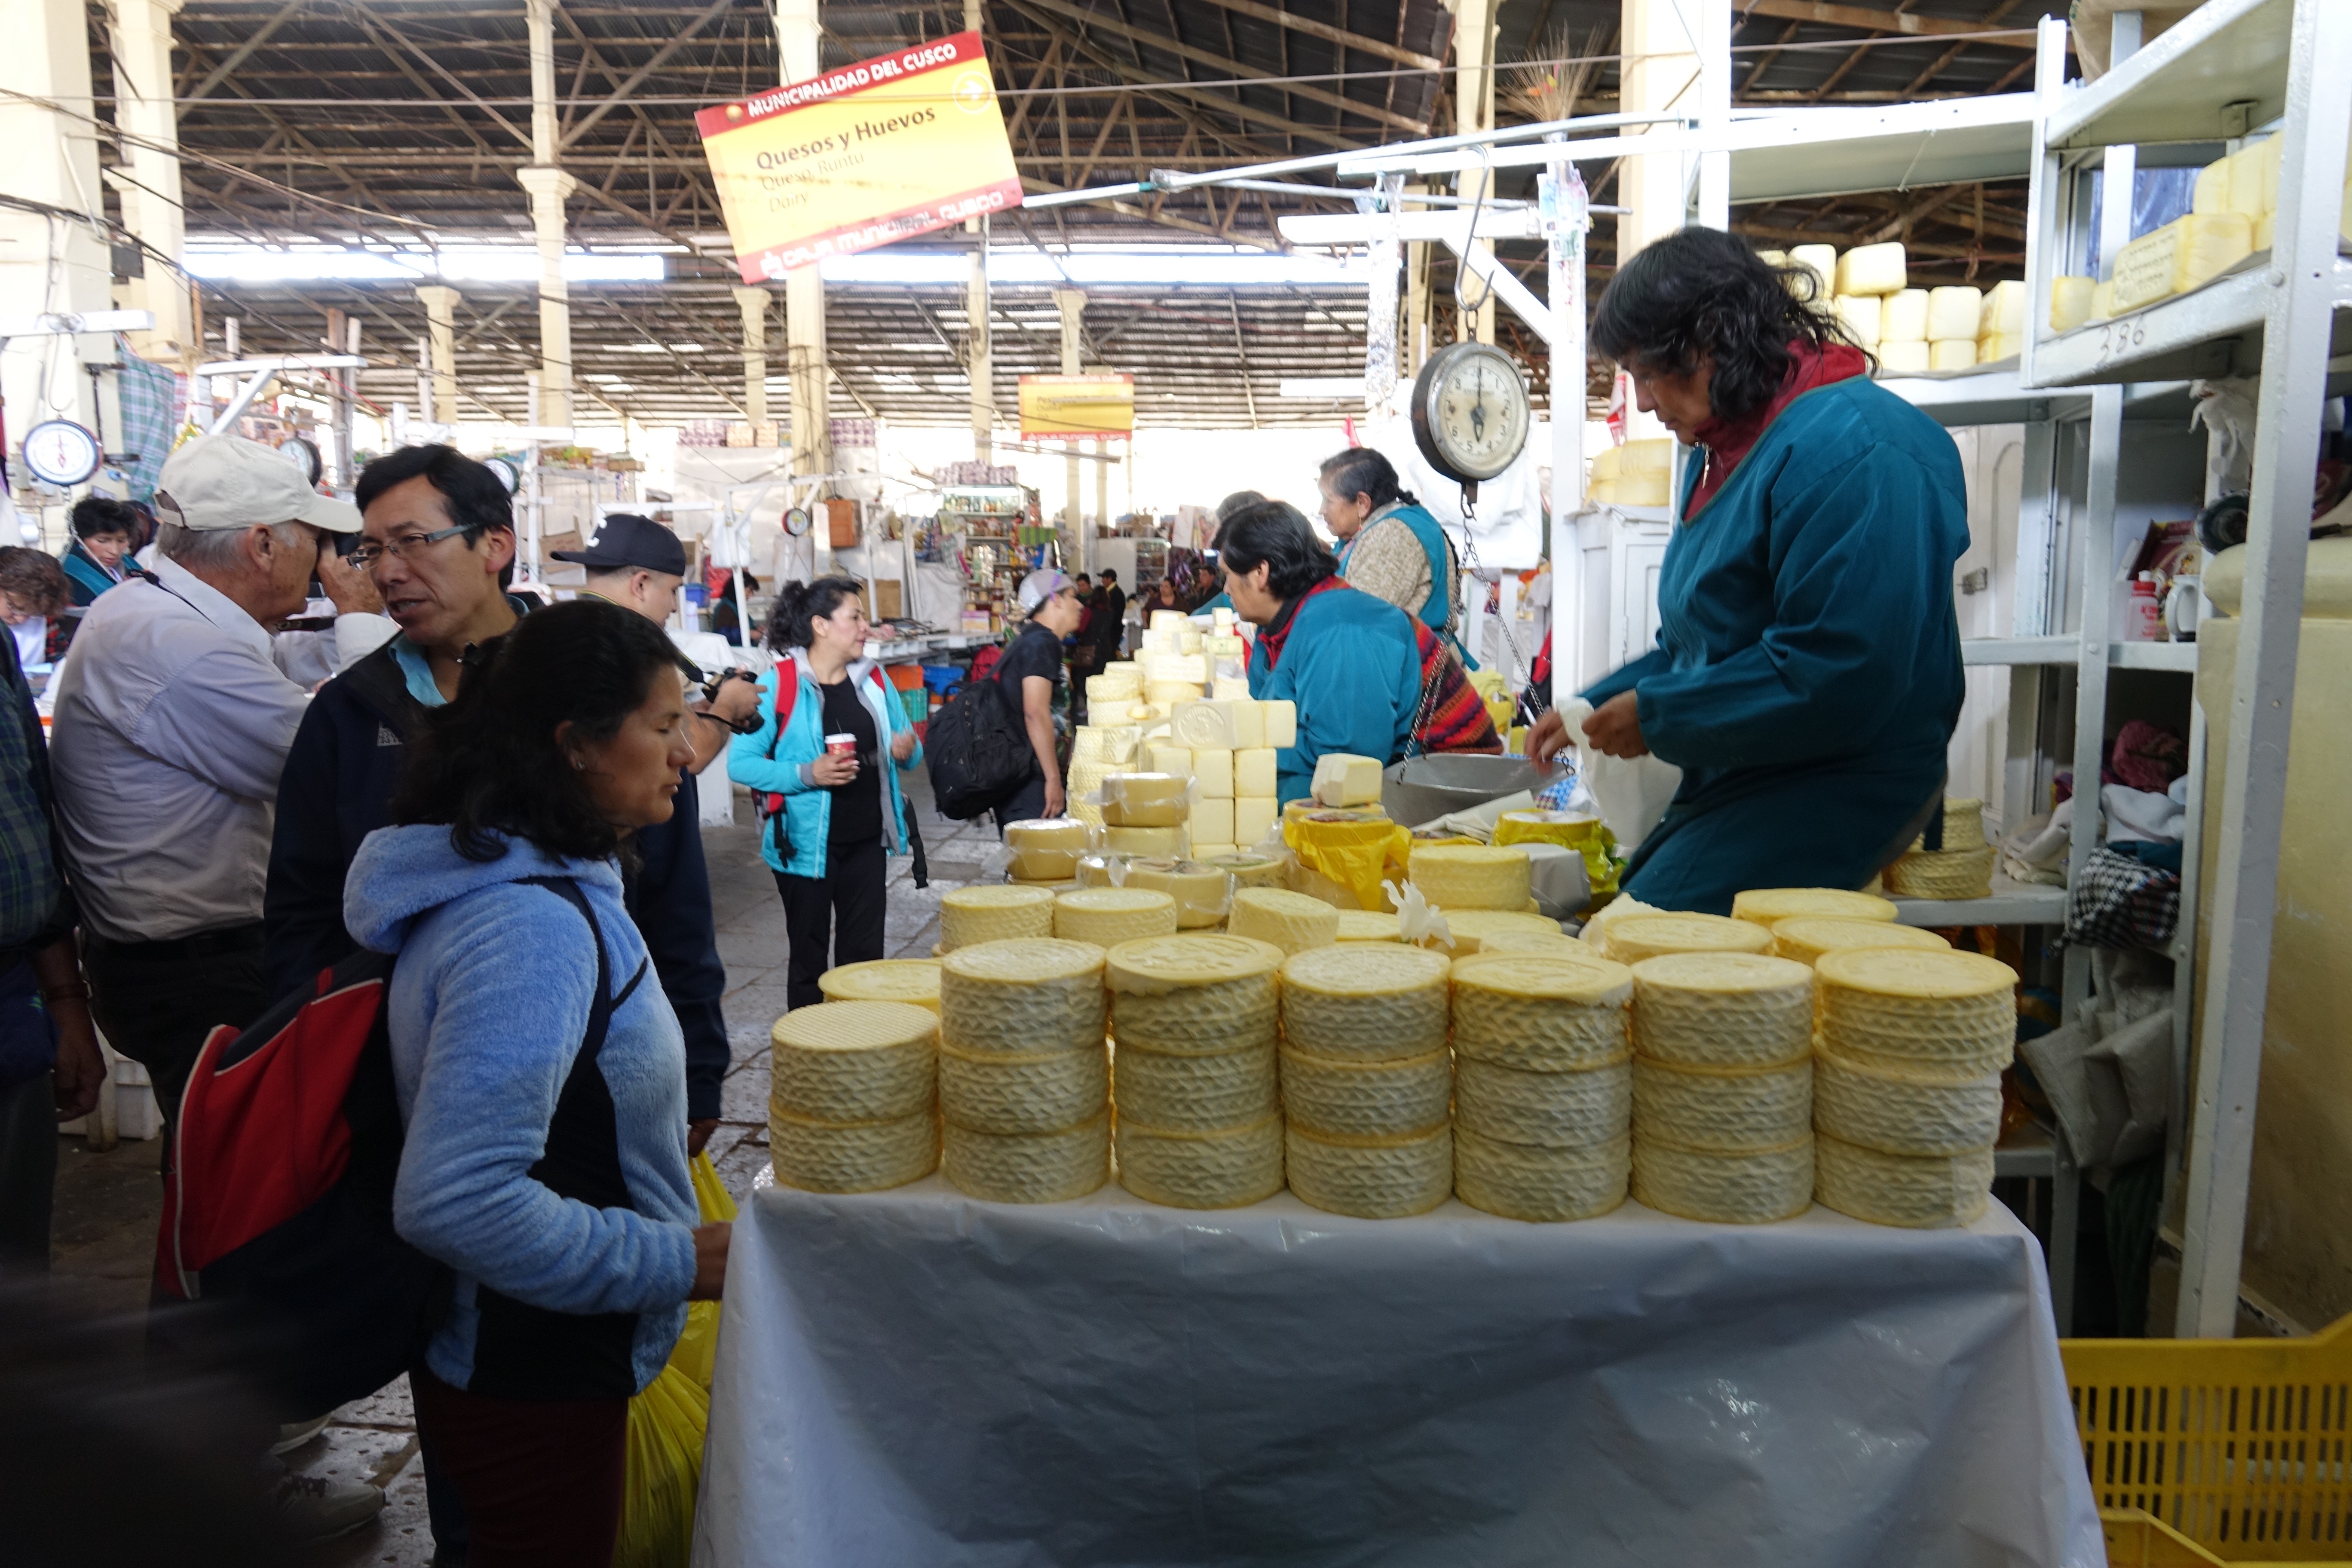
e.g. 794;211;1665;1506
349;524;469;571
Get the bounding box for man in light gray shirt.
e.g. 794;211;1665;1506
49;434;364;1136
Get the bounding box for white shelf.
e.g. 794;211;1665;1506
1880;368;2086;429
1961;637;2199;669
2027;257;2352;387
1993;1122;2060;1181
1723;95;2037;205
2043;0;2292;151
2110;640;2199;671
1892;873;2067;928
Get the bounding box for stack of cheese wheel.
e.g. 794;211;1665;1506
1333;910;1402;943
937;940;1110;1202
817;958;943;1014
1770;917;1950;969
1203;851;1285;891
1278;945;1454;1218
1811;948;2017;1228
1884;797;1997;900
1729;887;1899;929
769;1001;939;1192
1229;887;1340;955
1099;771;1191;859
1105;934;1286;1208
1604;912;1775;966
1627;953;1817;1222
1467;927;1589;958
1054;886;1180;948
1431;910;1568;955
1449;951;1635;1220
1119;860;1234;930
1087;660;1141;710
1409;844;1534;911
938;885;1054;953
1002;818;1092;885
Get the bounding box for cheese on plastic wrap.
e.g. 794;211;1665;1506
1103;933;1283;1052
1121;858;1232;929
1146;652;1207;687
938;1040;1108;1134
1066;762;1111;830
1834;242;1906;297
1279;942;1450;1058
941;1113;1109;1203
1146;680;1204;710
1211;674;1250;701
770;1000;938;1124
1226;886;1337;955
1111;1040;1277;1131
1334;910;1403;942
770;1105;937;1193
1455;1054;1630;1149
1145;744;1192;779
1192;748;1234;798
1633;1054;1811;1152
1192;843;1237;863
2091;279;2114;321
1787;245;1835;298
1814;1132;1992;1228
1833;294;1880;348
938;885;1056;952
2193;154;2232;215
1881;288;1929;343
2113;213;2253;312
1003;818;1093;882
1730;887;1897;928
1978;332;2022;363
1285;1123;1452;1219
1613;471;1672;508
1925;285;1981;341
1619;437;1673;477
1929;339;1978;371
1234;747;1278;798
1190;798;1234;853
1877;341;1931;375
1171;700;1243;749
1310;752;1383;808
1770;916;1949;969
1454;1127;1629;1222
1100;772;1190;828
1408;844;1532;911
1631;1133;1813;1224
1814;947;2019;1075
817;958;943;1014
938;938;1107;1055
1430;909;1567;955
2229;135;2279;218
1448;951;1633;1069
1279;1044;1451;1139
1115;1115;1283;1209
2050;275;2096;332
1627;952;1815;1069
1812;1045;2001;1157
1054;887;1180;947
1149;609;1189;634
1232;798;1277;850
1070;725;1142;767
1102;825;1184;858
1979;279;2027;337
1603;912;1773;966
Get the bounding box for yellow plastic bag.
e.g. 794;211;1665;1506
1491;809;1620;898
614;1150;736;1568
1284;808;1412;912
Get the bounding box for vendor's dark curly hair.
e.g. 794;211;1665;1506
765;576;864;650
1591;228;1866;422
1216;500;1337;600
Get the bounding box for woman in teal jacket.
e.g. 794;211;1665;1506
1529;227;1968;915
729;577;923;1008
1220;501;1421;805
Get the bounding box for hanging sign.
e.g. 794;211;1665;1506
696;31;1023;281
1017;374;1135;440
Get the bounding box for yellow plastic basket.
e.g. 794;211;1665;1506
2064;1316;2352;1562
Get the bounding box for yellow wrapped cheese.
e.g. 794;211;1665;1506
1408;844;1533;912
2111;213;2254;312
1833;242;1906;297
2050;275;2096;333
817;958;943;1014
1120;859;1233;929
1003;818;1092;882
1729;887;1897;928
1100;772;1190;828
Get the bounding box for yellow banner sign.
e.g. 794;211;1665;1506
696;31;1022;280
1019;374;1136;440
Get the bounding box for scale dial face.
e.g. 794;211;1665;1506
280;436;323;487
1410;342;1531;484
23;420;102;487
485;456;521;494
782;505;813;537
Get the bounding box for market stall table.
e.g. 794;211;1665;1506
694;1173;2101;1568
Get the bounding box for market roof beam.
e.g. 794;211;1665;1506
1185;0;1445;73
558;0;739;150
1735;0;2038;48
182;0;310;104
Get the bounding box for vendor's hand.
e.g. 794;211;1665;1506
1583;690;1649;760
686;1118;719;1158
1527;708;1573;766
811;750;859;787
890;728;916;763
318;548;383;616
689;1221;732;1301
51;1007;104;1123
1044;779;1066;818
708;675;763;730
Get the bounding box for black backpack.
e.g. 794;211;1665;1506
925;662;1036;820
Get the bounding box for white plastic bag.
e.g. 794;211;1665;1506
1558;698;1681;850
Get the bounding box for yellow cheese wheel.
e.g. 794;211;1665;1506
1111;1039;1277;1130
1114;1115;1283;1210
937;1040;1107;1135
1427;909;1566;955
769;1104;937;1193
1883;844;1996;900
1285;1123;1453;1219
1101;772;1191;828
1813;1132;1992;1228
1103;934;1283;1052
1229;887;1341;955
1627;952;1815;1069
1603;912;1775;965
1279;943;1451;1059
1003;818;1093;882
1729;887;1898;928
1054;887;1181;948
1069;725;1141;767
1333;910;1403;942
1812;1045;2002;1157
1465;928;1591;958
817;958;943;1014
1632;1055;1813;1152
1105;825;1185;858
939;884;1057;952
769;1001;939;1125
1278;1044;1452;1140
1449;952;1632;1071
938;938;1107;1055
1409;844;1534;912
942;1114;1109;1204
1454;1055;1630;1149
1122;859;1234;929
1632;1132;1814;1224
1770;916;1948;968
1814;948;2019;1074
1203;851;1285;890
1086;675;1140;707
1453;1127;1629;1222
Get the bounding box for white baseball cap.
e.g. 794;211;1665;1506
153;434;362;533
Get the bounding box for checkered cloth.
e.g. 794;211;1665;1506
112;335;184;504
2063;845;2180;951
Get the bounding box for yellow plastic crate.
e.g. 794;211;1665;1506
2103;1509;2340;1568
2064;1316;2352;1561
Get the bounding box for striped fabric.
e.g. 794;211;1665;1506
1405;620;1501;757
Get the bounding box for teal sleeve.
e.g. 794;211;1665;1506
1580;646;1671;707
1274;620;1411;805
727;671;815;795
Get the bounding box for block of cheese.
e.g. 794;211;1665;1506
1088;671;1141;706
1613;471;1672;508
1207;633;1246;662
1201;851;1285;891
1286;1123;1452;1219
1430;909;1568;955
1979;278;2028;337
1054;887;1180;948
2050;275;2096;332
1104;933;1284;1053
1788;244;1835;298
1834;241;1907;297
1149;609;1188;634
1226;702;1265;750
1730;887;1897;928
1770;916;1949;969
1632;1132;1813;1224
1146;744;1192;779
1191;748;1234;798
1279;942;1450;1058
939;885;1056;952
1102;825;1182;858
769;1001;938;1125
1814;1132;1992;1228
1814;948;2019;1075
1929;338;1977;371
1121;858;1232;929
1633;1054;1812;1152
1978;332;2022;363
1925;285;1981;342
1467;928;1592;959
1070;725;1142;768
1147;681;1203;710
1455;1055;1630;1150
1310;752;1383;807
1877;341;1931;375
1212;675;1253;701
2228;135;2280;218
1334;910;1403;942
1234;747;1277;798
1409;844;1532;911
1233;798;1278;850
1003;818;1093;882
1188;798;1234;854
1833;294;1881;348
1191;843;1238;863
1228;887;1341;956
1101;772;1189;828
1454;1127;1629;1222
1280;1044;1451;1140
1755;248;1788;268
1619;438;1674;477
770;1104;937;1193
2255;209;2274;251
939;938;1106;1055
2113;213;2254;311
1881;288;1929;343
1115;1115;1283;1209
1145;652;1207;687
1171;700;1240;750
938;1039;1107;1134
817;958;943;1015
2090;279;2114;322
1257;706;1295;753
942;1113;1109;1203
1813;1045;2001;1156
1450;952;1632;1072
1112;1040;1277;1131
2193;153;2232;215
1177;629;1202;656
1628;951;1815;1069
1603;912;1773;966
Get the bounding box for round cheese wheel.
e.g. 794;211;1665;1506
1003;818;1094;882
1103;934;1283;1053
1279;943;1451;1059
1054;887;1181;948
1110;1039;1277;1130
1632;1055;1813;1152
937;1041;1107;1135
942;1114;1109;1204
816;958;943;1014
1201;851;1285;890
1729;887;1899;927
1604;912;1774;965
1104;825;1185;858
1408;844;1534;911
1101;772;1191;828
938;884;1056;952
1465;928;1593;958
1770;917;1949;968
1454;1055;1631;1149
1449;953;1632;1071
1229;887;1342;955
1278;1044;1451;1140
1426;909;1565;955
1814;1132;1992;1228
938;939;1107;1055
1285;1123;1452;1219
1333;910;1403;942
1884;844;1997;900
1631;1132;1813;1224
1115;1115;1283;1210
1814;948;2019;1074
1812;1045;2002;1156
769;1104;936;1193
1122;859;1234;928
1627;952;1815;1069
768;1000;938;1124
1453;1127;1629;1222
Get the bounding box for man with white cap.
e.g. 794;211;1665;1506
991;569;1084;828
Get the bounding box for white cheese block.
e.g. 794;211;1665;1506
1279;1044;1452;1140
1278;942;1450;1057
2113;213;2253;311
1100;772;1190;828
1627;952;1815;1069
2254;209;2274;252
1449;952;1633;1071
1619;438;1673;477
1228;887;1341;956
1207;633;1246;661
2193;154;2232;215
938;885;1057;952
938;1041;1108;1134
1228;701;1265;750
1770;916;1948;969
1112;1041;1277;1131
941;1113;1109;1203
1455;1055;1631;1150
1099;662;1142;688
1260;701;1296;749
1755;248;1787;268
1145;744;1192;779
769;1000;938;1124
1003;818;1093;882
1788;244;1835;298
1834;241;1906;297
817;958;943;1015
1925;285;1981;342
1631;1132;1813;1224
1286;1123;1452;1219
1106;824;1185;858
1103;933;1284;1052
1877;341;1931;375
1813;948;2019;1075
1453;1127;1629;1222
770;1105;937;1193
1880;288;1929;343
1232;797;1277;851
1928;338;1976;371
1832;294;1880;347
1310;752;1383;807
2228;135;2279;218
1146;652;1206;686
1121;858;1232;929
1612;472;1672;508
1427;909;1567;955
1191;842;1238;863
1812;1045;2001;1157
1171;699;1241;749
1813;1132;1992;1228
1212;675;1253;701
1730;887;1897;928
1978;331;2022;363
1979;278;2027;337
1054;887;1180;947
1334;910;1403;942
938;938;1107;1055
1147;680;1204;710
1192;748;1234;798
2090;279;2114;322
1632;1055;1812;1152
1178;629;1202;655
1088;671;1142;705
1115;1115;1284;1209
1200;851;1284;891
1189;798;1234;854
1149;609;1189;634
1069;725;1142;767
1603;912;1773;966
1234;747;1277;798
2049;275;2096;332
1408;844;1532;911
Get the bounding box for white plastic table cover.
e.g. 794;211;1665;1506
694;1172;2102;1568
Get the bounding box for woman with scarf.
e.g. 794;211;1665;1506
1527;227;1969;915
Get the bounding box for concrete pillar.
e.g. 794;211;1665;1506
1618;0;1703;263
733;286;770;427
105;0;192;367
775;0;830;487
415;286;462;426
1404;184;1432;380
967;238;992;461
1451;0;1499;345
1094;437;1108;550
517;0;573;429
1054;289;1085;545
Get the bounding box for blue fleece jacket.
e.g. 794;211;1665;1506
728;651;923;877
1245;587;1421;805
345;824;699;1394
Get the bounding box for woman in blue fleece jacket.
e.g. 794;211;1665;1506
343;599;723;1567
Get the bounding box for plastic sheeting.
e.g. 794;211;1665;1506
695;1174;2101;1568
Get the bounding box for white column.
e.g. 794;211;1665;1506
1365;178;1403;421
1616;0;1703;443
734;285;770;428
775;0;829;487
1543;155;1589;717
414;285;462;426
517;0;573;429
967;236;992;461
1452;0;1500;346
105;0;192;366
1054;288;1085;548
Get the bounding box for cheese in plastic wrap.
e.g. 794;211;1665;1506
1833;242;1905;297
1880;288;1929;343
1283;807;1411;913
1099;772;1191;827
1002;818;1093;882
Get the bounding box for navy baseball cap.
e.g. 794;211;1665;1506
553;512;688;575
